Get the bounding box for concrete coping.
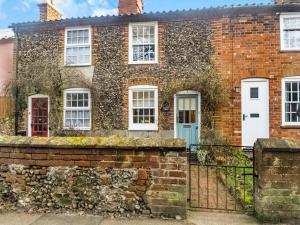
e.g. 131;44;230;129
255;138;300;152
0;136;186;150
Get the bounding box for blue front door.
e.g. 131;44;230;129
176;95;200;148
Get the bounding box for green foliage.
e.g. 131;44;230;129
7;59;92;135
0;117;14;136
161;67;228;129
196;141;254;210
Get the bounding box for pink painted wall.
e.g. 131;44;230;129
0;39;14;96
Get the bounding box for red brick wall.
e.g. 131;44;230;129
119;0;143;15
211;14;300;144
38;3;61;22
0;137;187;217
254;138;300;223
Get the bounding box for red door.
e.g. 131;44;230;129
31;98;48;137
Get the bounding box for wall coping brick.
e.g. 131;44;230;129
255;138;300;153
0;136;186;150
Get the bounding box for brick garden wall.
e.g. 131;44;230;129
0;136;187;218
254;138;300;224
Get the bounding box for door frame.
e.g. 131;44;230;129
241;78;269;146
28;94;50;137
174;90;201;140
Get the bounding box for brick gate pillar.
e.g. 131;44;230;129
254;138;300;224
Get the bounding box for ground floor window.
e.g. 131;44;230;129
282;77;300;126
64;88;91;130
128;85;158;130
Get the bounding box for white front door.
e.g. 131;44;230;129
241;79;269;146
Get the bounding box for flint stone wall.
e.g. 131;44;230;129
0;136;187;218
15;20;213;136
254;138;300;224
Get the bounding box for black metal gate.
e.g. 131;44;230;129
188;144;255;212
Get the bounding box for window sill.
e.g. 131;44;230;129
128;126;158;131
281;125;300;129
279;49;300;53
63;128;91;131
64;64;92;67
128;61;158;65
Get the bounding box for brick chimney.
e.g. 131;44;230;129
274;0;300;4
118;0;144;15
37;0;62;22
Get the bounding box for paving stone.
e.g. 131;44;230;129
30;214;103;225
0;213;41;225
188;211;261;225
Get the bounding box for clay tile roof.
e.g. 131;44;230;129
0;29;14;40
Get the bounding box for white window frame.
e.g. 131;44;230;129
282;76;300;126
128;85;158;131
63;88;92;130
64;26;92;66
280;13;300;51
128;22;159;64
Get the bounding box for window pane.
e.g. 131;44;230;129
65;111;71;119
185;111;190;123
78;119;84;127
286;92;291;102
250;87;259;99
286;113;291;122
133;46;139;61
84;119;90;127
84;110;90;119
138;92;143;100
72;111;78;118
292;113;297;122
138;116;144;123
78;110;84;119
286;103;290;113
65;119;71;127
150;116;155;123
190;98;196;110
150;109;154;116
286;82;291;91
137;99;143;107
189;111;195;123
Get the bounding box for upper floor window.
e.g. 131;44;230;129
63;88;91;130
128;85;158;130
280;14;300;51
128;22;158;64
65;27;91;66
282;77;300;126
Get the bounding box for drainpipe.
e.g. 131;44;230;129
13;28;19;136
